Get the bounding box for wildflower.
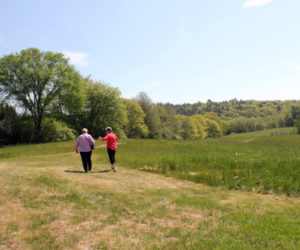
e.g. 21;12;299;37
233;168;242;174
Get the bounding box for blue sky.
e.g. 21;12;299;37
0;0;300;104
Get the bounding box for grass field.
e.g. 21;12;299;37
116;128;300;196
0;128;299;249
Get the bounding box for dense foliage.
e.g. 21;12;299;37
172;99;299;118
169;99;300;133
0;48;85;141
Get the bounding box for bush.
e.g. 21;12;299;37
205;120;222;138
173;134;183;140
0;103;33;144
229;117;265;133
295;120;300;134
41;119;75;142
18;119;35;143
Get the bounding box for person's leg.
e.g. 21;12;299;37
111;150;116;171
80;152;88;173
87;151;92;171
107;149;116;172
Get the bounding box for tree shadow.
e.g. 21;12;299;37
64;170;111;174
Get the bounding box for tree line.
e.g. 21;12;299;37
0;48;227;145
1;48;300;145
168;98;300;133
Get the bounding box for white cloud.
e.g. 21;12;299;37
62;50;89;66
243;0;273;8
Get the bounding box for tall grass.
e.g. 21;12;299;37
1;128;299;195
114;128;300;195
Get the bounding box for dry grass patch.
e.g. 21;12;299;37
1;154;300;249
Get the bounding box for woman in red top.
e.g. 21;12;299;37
99;127;118;172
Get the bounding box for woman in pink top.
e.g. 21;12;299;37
75;128;95;173
99;127;118;172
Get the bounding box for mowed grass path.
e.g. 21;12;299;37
0;143;300;249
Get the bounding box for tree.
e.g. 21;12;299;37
205;119;221;138
190;115;207;139
134;92;162;138
203;112;224;134
174;115;185;139
83;80;126;137
0;48;85;141
122;99;149;138
49;76;87;130
292;106;300;134
156;104;177;139
181;116;197;139
0;102;19;144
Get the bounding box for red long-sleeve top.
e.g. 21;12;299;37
101;132;118;151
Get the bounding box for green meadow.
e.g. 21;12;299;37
0;128;299;249
117;128;300;196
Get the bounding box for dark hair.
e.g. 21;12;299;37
106;127;112;132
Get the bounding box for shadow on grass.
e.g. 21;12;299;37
64;170;111;174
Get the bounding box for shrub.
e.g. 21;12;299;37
41;119;75;142
205;120;222;138
295;120;300;134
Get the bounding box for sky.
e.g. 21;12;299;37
0;0;300;104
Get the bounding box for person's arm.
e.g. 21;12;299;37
99;135;108;141
89;135;95;145
75;138;80;153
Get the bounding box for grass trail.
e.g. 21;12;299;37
0;151;299;249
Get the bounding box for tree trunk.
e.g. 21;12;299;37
33;116;43;142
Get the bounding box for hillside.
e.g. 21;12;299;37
170;99;300;119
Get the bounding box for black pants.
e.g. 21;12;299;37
80;151;92;172
107;148;116;164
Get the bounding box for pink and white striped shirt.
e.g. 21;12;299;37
75;133;95;152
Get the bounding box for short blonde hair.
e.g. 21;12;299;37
82;128;88;133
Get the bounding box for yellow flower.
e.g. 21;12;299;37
233;168;242;174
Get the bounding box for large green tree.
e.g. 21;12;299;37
156;104;177;139
83;80;126;137
123;99;149;138
0;48;85;141
134;92;162;138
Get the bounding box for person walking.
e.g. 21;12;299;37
99;127;118;172
75;128;95;173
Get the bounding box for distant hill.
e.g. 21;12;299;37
168;99;300;120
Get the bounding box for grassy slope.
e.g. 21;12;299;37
0;129;299;249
